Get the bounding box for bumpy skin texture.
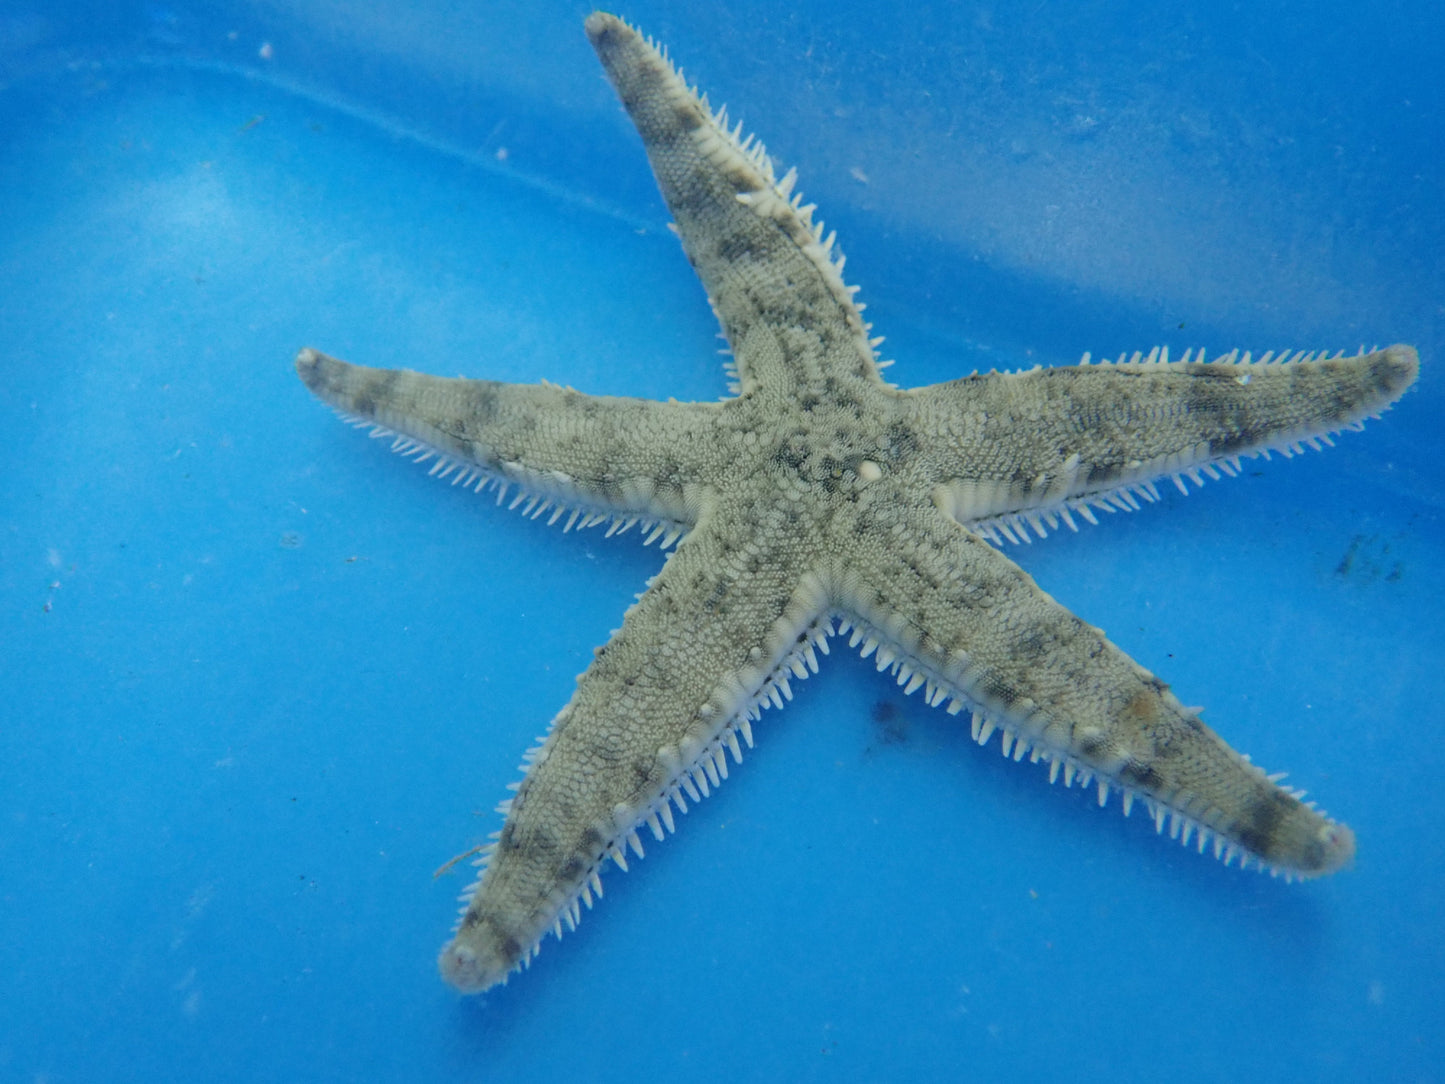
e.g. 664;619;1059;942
294;12;1418;995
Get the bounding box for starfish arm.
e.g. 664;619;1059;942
912;344;1418;540
832;498;1356;878
585;12;882;396
438;513;832;992
296;347;721;530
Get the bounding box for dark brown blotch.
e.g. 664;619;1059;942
1233;789;1293;862
1118;759;1162;791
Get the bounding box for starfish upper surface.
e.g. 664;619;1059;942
295;12;1419;994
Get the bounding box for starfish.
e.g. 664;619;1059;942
295;11;1418;995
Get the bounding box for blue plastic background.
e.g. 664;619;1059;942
2;2;1440;1081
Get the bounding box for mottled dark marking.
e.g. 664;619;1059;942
978;670;1018;708
1118;759;1163;791
560;854;589;881
883;422;919;462
1233;790;1291;860
716;233;763;265
350;369;403;418
579;825;606;851
1013;628;1048;662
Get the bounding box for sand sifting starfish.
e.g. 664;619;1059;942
296;12;1418;994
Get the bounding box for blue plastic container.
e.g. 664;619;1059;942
2;3;1440;1080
